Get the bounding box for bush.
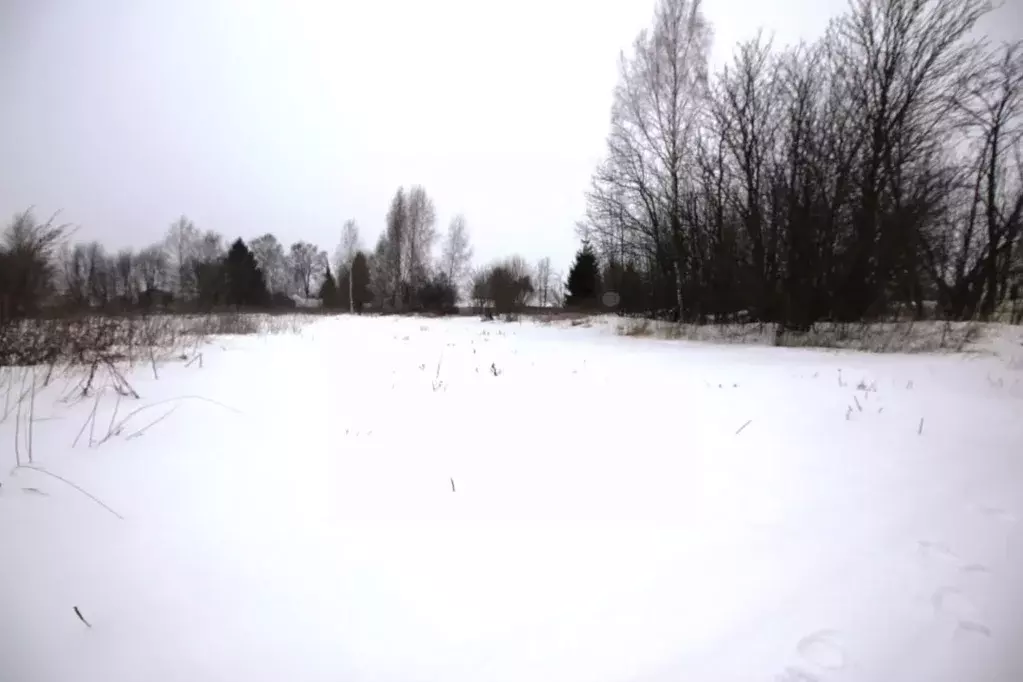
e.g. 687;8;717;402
417;273;459;315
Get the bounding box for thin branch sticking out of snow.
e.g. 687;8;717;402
73;606;91;628
15;465;123;520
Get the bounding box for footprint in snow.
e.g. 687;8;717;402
974;504;1017;525
775;667;821;682
960;563;991;575
795;629;847;671
917;540;961;566
931;586;991;638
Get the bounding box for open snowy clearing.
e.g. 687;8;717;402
2;315;1022;682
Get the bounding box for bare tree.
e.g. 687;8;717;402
439;214;473;297
250;233;288;294
404;185;437;301
84;241;113;307
164;216;200;300
0;209;67;322
196;230;224;264
136;245;169;293
712;34;783;320
949;40;1023;319
380;188;407;309
535;257;553;307
587;0;712;321
372;230;397;309
61;242;90;307
832;0;989;319
113;248;137;304
288;241;326;298
336;219;360;313
549;269;566;307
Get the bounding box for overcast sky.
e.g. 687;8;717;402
1;0;1020;273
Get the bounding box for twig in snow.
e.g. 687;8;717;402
15;465;123;520
105;360;139;399
735;419;752;435
450;477;456;492
73;390;103;449
100;395;241;446
88;389;99;446
854;395;862;412
918;417;925;435
105;391;123;443
28;368;35;464
73;606;92;628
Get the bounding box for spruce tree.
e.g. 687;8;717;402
565;240;601;309
319;265;339;308
224;238;269;307
351;252;371;312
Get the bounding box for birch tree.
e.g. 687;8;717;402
164;216;200;300
336;219;360;313
439;214;473;295
250;233;288;294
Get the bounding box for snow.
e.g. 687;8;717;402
2;314;1022;682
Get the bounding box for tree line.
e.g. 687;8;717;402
7;0;1020;329
0;186;568;324
580;0;1023;326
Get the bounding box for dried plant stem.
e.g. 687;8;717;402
15;465;123;520
28;368;36;464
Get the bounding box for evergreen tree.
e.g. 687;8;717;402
223;238;269;307
319;265;339;308
565;240;601;309
351;251;372;313
195;260;226;310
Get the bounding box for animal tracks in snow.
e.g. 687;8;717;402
916;540;962;565
931;586;992;638
775;666;822;682
915;539;994;575
774;630;848;682
795;630;848;670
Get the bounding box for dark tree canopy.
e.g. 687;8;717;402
223;238;269;308
319;265;339;308
565;241;601;309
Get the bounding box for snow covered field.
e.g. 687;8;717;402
2;314;1022;682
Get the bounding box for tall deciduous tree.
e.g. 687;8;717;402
403;185;437;303
250;233;288;294
288;241;326;298
535;257;553;307
336;219;360;313
164;216;200;300
440;214;473;297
